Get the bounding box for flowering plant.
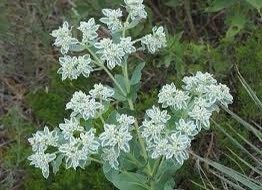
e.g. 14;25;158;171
28;1;233;189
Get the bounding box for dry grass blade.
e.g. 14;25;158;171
221;106;262;142
236;66;262;111
212;119;261;165
191;152;261;190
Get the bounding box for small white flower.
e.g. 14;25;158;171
80;128;100;154
102;148;119;170
146;106;171;124
59;117;84;140
158;83;190;110
95;38;125;69
149;138;168;159
193;97;210;108
141;120;165;142
66;91;103;120
28;126;58;152
120;37;136;54
141;26;166;54
124;0;147;21
205;83;233;107
28;151;56;178
100;8;123;31
116;114;135;128
89;83;114;101
182;72;217;94
77;54;94;78
51;21;78;54
141;106;170;143
78;18;100;43
58;56;79;80
58;138;87;170
176;119;198;137
165;132;190;164
188;105;212;130
99;124;132;153
58;55;94;80
218;83;233;106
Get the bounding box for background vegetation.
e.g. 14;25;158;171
0;0;261;189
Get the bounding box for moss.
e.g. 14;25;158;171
26;90;66;126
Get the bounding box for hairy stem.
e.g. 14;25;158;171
87;46;127;96
122;14;131;37
120;57;152;176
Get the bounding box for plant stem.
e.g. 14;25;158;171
151;157;162;178
90;157;102;164
101;64;127;96
87;46;127;96
99;115;105;125
120;59;152;176
86;29;153;177
122;14;131;37
122;60;130;93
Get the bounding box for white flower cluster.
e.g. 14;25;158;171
28;113;134;174
95;38;125;69
99;114;135;169
124;0;147;21
89;83;115;101
28;83;134;177
141;72;233;164
78;18;100;43
58;55;94;80
158;83;190;110
28;127;58;178
100;8;123;31
66;91;103;120
50;0;166;74
28;120;100;178
141;26;167;54
50;21;78;54
66;84;114;120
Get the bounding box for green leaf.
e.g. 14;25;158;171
105;110;118;124
113;90;127;101
114;74;127;101
102;163;119;182
129;83;141;101
115;74;127;91
81;119;93;130
154;160;181;188
112;172;149;190
206;0;235;12
225;13;247;40
164;179;176;190
244;0;262;9
130;62;145;85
